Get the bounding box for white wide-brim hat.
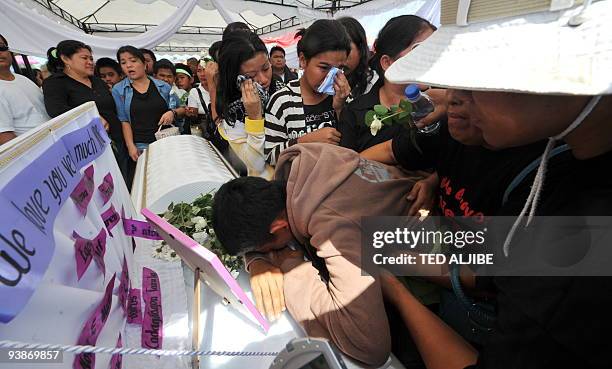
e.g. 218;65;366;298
386;0;612;95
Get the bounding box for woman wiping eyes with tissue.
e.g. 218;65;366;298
264;19;352;166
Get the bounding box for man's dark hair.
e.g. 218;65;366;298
95;57;122;77
212;177;287;255
269;46;286;57
0;34;7;46
140;48;157;63
153;59;175;75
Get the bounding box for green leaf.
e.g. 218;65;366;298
365;110;376;126
373;104;388;116
399;99;412;113
398;111;411;121
389;105;399;113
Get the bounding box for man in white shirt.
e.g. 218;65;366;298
0;34;49;145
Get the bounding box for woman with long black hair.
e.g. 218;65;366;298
213;31;284;179
338;17;378;100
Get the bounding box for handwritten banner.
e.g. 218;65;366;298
74;274;116;369
109;334;122;369
0;117;108;323
142;268;163;349
72;229;107;280
122;210;163;241
98;173;114;206
118;256;130;315
70;165;95;216
102;205;120;237
127;288;142;325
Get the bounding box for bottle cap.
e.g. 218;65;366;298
404;84;421;102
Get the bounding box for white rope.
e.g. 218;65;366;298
502;95;602;257
0;340;278;357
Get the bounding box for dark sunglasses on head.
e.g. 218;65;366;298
0;46;9;52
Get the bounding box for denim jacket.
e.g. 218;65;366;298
111;77;179;123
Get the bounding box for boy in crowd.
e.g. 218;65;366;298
213;143;420;366
95;57;124;89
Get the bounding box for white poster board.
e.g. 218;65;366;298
0;102;137;369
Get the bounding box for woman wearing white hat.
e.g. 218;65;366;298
379;1;612;368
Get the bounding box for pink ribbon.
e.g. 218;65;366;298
70;165;95;216
109;334;122;369
73;274;116;369
127;288;143;325
98;173;114;205
72;229;107;280
102;205;120;237
141;267;163;349
118;256;130;315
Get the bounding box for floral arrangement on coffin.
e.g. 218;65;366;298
151;193;243;278
365;100;421;152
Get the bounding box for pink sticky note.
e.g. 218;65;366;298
73;274;116;369
102;205;120;237
72;229;106;280
70;165;95;216
73;232;94;281
127;288;142;325
118;256;130;314
122;208;163;241
142;268;163;349
98;173;114;205
109;334;122;369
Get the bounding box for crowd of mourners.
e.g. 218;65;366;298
1;2;611;368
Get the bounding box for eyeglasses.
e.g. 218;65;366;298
0;46;9;52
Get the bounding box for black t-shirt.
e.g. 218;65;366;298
392;121;546;222
302;95;337;131
130;80;168;144
466;149;612;369
42;72;123;144
338;80;405;152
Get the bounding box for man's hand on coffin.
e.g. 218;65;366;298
249;259;285;321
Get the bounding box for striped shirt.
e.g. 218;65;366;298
264;80;337;165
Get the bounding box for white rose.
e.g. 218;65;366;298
370;115;383;136
191;216;205;224
195;218;208;232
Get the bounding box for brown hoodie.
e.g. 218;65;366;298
274;143;418;367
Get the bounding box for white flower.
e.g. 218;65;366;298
370;115;383;136
195;218;208;232
191;216;205;224
192;231;210;246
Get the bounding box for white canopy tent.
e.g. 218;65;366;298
1;0;440;65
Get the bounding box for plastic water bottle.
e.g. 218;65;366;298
404;84;440;134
